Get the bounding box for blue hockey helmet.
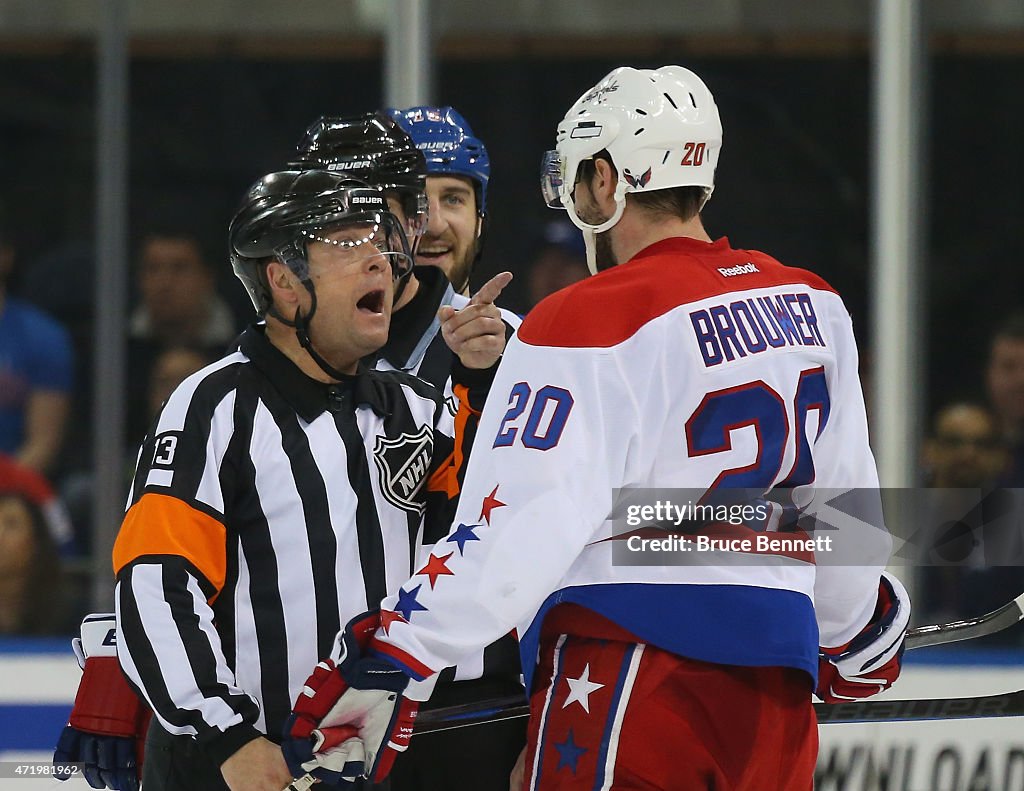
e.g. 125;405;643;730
387;106;490;216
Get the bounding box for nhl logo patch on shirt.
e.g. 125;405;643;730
373;425;434;514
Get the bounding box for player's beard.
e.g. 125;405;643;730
593;232;616;272
447;247;474;295
575;184;618;272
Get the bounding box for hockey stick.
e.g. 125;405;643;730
813;689;1024;723
904;591;1024;649
282;597;1024;787
409;594;1024;734
411;686;1024;735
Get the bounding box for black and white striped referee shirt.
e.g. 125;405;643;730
113;324;484;765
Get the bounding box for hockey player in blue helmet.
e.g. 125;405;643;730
388;106;489;295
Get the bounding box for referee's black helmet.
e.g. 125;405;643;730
291;111;428;238
229;170;413;315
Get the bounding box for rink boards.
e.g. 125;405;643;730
0;638;1021;791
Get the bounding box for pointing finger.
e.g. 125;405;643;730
468;271;513;307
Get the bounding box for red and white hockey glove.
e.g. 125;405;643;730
282;611;418;787
816;571;911;703
53;613;151;791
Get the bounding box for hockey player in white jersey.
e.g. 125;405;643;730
282;65;911;791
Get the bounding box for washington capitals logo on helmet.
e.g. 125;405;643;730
623;167;652;189
373;425;434;514
581;80;619;104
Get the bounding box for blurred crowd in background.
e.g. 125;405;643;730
0;42;1022;648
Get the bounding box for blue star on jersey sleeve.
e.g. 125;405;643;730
445;522;482;555
395;584;429;621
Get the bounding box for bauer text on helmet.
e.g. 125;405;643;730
291;112;429;243
387;106;490;215
228;171;414;317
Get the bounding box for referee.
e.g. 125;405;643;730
112;170;508;791
292;112;527;791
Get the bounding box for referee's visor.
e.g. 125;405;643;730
297;212;413;282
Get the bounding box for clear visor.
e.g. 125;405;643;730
540;149;567;209
385;189;429;240
298;212;414;282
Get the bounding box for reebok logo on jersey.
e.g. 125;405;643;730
717;263;760;277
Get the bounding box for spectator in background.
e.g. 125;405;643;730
19;242;98;482
0;454;75;553
976;313;1024;644
0;224;74;475
919;401;1021;644
0;489;67;634
986;312;1024;485
146;345;213;427
54;344;215;561
130;233;237;348
126;232;239;444
922;402;1009;490
525;219;589;309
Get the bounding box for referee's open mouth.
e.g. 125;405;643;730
357;289;386;315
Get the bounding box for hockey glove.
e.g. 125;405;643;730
53;614;151;791
816;571;911;703
283;611;418;786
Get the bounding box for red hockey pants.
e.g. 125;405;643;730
519;612;817;790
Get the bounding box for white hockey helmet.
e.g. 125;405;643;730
541;65;722;238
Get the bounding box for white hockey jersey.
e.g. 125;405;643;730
371;236;891;688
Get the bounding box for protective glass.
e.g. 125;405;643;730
540;149;566;209
298;211;414;282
